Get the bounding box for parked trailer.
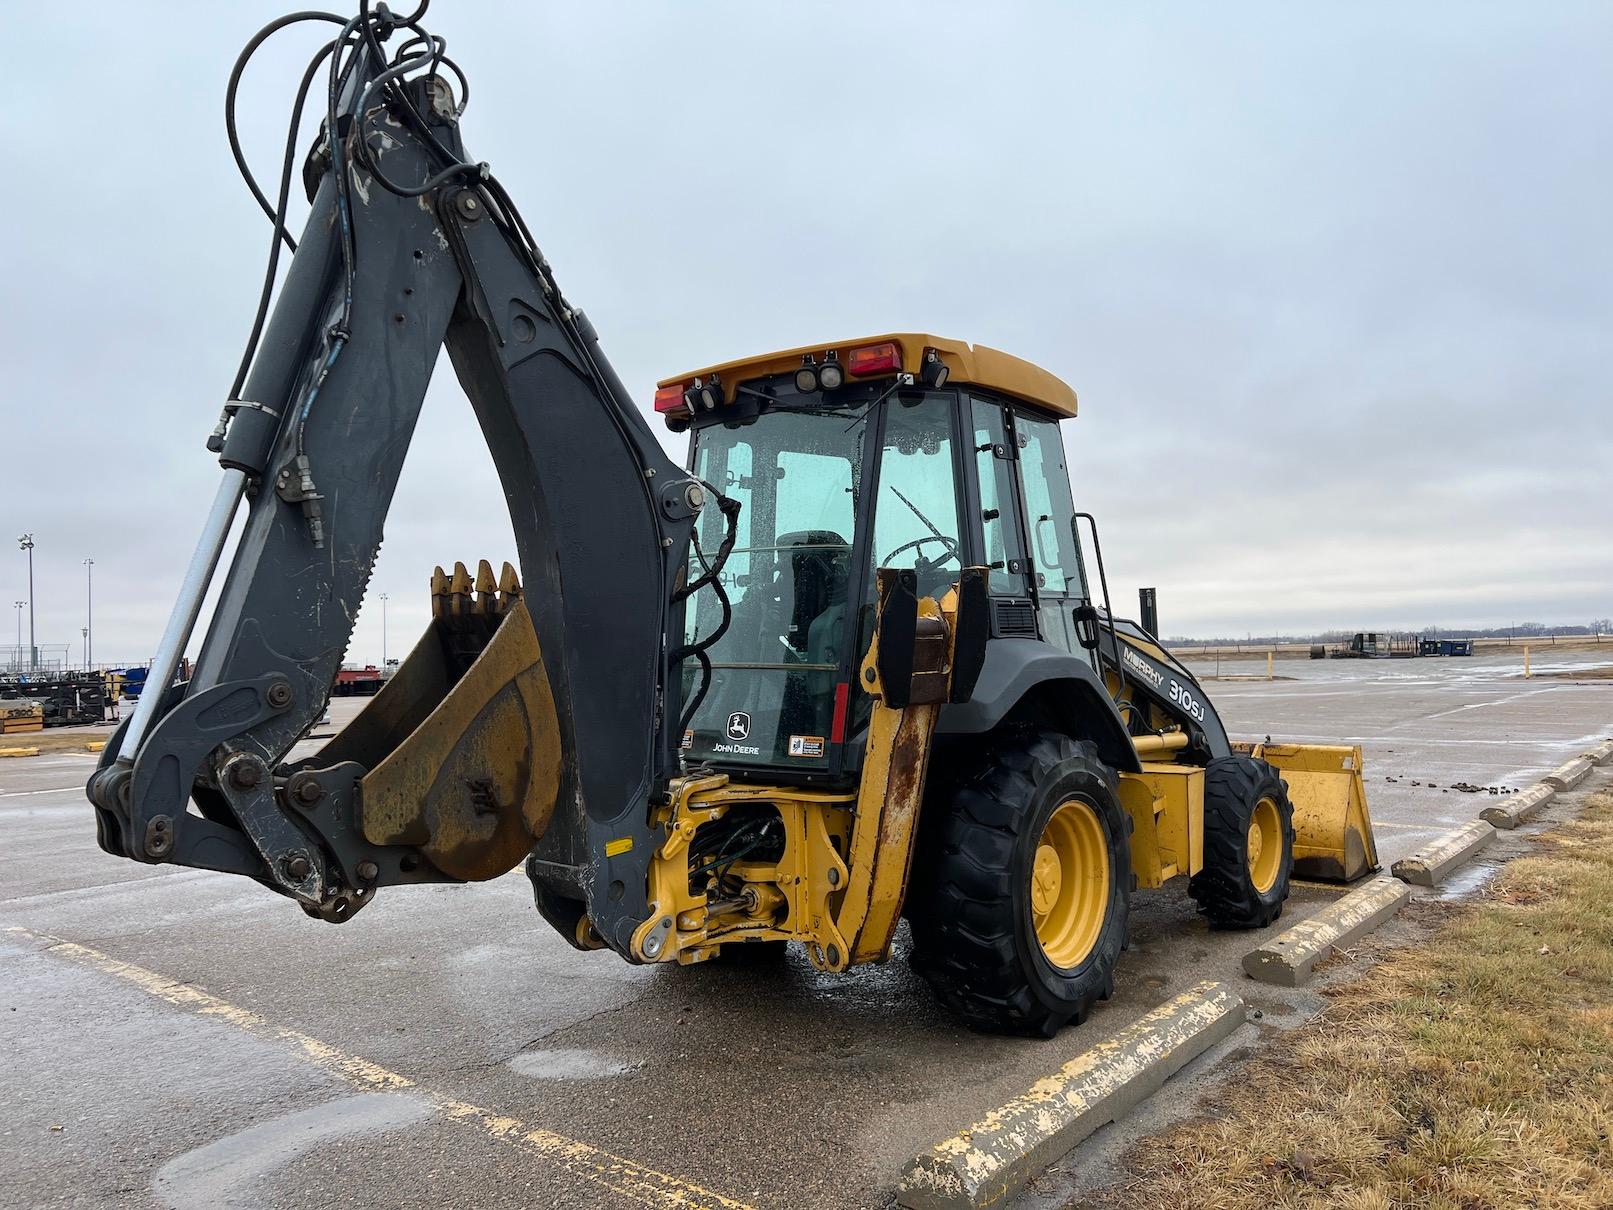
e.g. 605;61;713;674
0;673;108;726
332;665;385;697
1419;638;1474;657
1329;632;1419;659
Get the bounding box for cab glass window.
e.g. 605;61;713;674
1015;412;1085;598
681;404;869;769
970;397;1028;595
870;395;964;602
842;392;964;742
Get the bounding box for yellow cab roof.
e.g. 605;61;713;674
657;333;1077;419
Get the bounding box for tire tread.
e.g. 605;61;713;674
909;728;1128;1037
1187;755;1296;929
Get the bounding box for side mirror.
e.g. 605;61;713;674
1072;602;1102;652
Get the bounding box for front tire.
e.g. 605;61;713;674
1188;755;1295;928
908;729;1130;1038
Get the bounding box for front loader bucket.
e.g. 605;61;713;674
312;560;562;882
1236;742;1379;882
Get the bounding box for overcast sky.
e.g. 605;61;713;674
3;1;1609;666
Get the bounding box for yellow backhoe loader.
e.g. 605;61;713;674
87;1;1377;1036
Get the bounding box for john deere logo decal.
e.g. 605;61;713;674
726;711;751;741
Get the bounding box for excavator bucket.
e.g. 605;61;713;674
312;561;562;882
1235;741;1379;882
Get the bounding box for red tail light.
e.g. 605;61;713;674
846;341;902;377
654;383;686;413
830;681;850;744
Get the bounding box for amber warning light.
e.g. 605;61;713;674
846;341;902;377
654;383;686;413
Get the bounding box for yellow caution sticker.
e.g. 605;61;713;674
604;837;634;858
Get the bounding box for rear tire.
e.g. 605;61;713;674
908;729;1130;1038
1188;755;1295;928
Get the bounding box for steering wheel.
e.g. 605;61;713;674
879;534;961;571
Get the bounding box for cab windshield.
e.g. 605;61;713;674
681;402;871;769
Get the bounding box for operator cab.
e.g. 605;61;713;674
657;334;1094;783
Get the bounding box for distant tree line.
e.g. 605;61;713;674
1166;620;1613;648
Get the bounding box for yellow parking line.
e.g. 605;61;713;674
6;925;753;1210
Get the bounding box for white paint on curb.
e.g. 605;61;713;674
1543;757;1593;791
1480;782;1556;830
1242;875;1411;987
1391;818;1496;887
897;982;1244;1210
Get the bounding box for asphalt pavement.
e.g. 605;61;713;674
2;648;1608;1209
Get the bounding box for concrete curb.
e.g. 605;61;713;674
1480;782;1556;830
1543;757;1593;791
897;982;1244;1210
0;742;104;758
1242;874;1411;987
1391;819;1496;886
1581;739;1613;767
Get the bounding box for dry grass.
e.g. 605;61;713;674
1089;790;1613;1210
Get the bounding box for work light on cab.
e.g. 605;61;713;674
681;376;722;412
817;351;845;390
795;355;819;393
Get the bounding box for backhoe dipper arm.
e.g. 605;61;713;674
87;9;707;953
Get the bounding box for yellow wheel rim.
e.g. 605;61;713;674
1031;798;1110;969
1248;796;1282;894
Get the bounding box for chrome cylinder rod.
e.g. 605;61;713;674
116;468;248;764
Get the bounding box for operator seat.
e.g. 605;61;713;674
777;530;850;743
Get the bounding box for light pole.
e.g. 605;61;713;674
12;601;21;661
83;558;94;670
17;534;35;671
380;593;389;670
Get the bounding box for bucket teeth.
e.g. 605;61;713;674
448;561;473;617
474;559;498;614
430;566;448;619
498;561;522;613
429;559;522;621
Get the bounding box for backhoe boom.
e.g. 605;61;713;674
88;18;708;954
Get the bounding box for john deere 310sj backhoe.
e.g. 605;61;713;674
88;1;1377;1036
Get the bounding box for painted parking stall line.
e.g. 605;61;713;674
5;926;755;1210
